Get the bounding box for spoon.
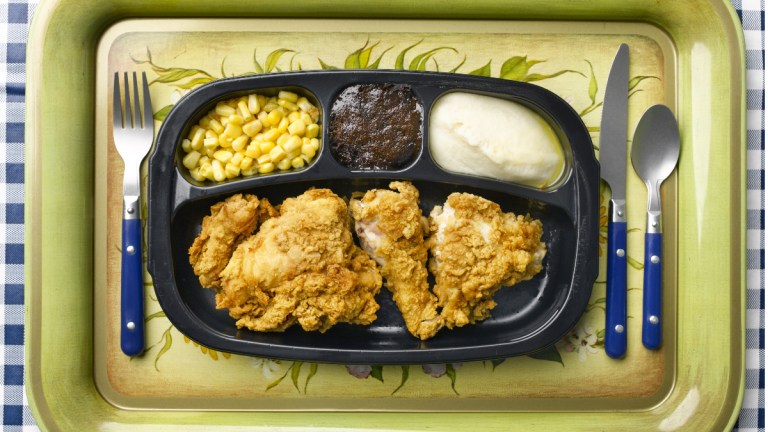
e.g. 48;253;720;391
630;104;680;350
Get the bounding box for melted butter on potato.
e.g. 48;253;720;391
429;92;565;188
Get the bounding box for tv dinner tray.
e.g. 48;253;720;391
25;0;746;430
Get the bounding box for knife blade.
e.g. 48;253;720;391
599;44;629;359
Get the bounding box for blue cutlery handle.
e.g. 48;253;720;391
642;232;662;349
121;218;145;356
605;221;627;359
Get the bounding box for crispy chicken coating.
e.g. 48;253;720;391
188;194;277;288
426;193;546;329
350;181;444;340
216;189;382;332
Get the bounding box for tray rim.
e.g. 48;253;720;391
24;0;746;431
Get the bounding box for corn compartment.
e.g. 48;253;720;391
179;88;322;183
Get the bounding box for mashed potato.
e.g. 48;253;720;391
429;92;564;188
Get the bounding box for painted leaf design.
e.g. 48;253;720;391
291;362;303;391
491;358;506;371
408;47;456;71
304;363;318;393
597;328;606;340
500;56;528;80
359;40;379;68
208;349;218;360
370;365;384;382
253;49;264;74
175;77;214;90
318;58;339;70
445;365;459;395
150;68;202;85
628;255;644;270
468;60;492;77
527;345;564;366
391;365;410;395
586;60;598;104
153;326;173;372
628;75;658;91
395;40;422;69
153;105;173;121
449;55;467;73
220;56;228;78
367;47;392;69
265;49;294;73
144;310;166;322
524;70;582;83
266;368;290;391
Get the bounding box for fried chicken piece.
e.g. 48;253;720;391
217;189;382;332
426;193;546;329
188;194;277;288
350;181;443;340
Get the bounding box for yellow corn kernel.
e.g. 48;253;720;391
291;156;305;169
189;167;205;182
242;166;259;176
237;101;254;122
220;116;229;126
263;101;279;112
212;160;226;182
242;119;263;137
205;146;216;158
199;163;213;179
203;137;218;149
198;116;212;128
283;135;302;153
257;95;267;108
230;152;244;167
277;133;291;148
305;123;320;139
310;138;320;151
227;99;238;108
267;109;283;126
257;154;272;165
299;112;313;125
288;111;301;123
209;118;224;134
225;163;240;179
277;117;289;133
182;150;202;170
269;145;287;163
205;129;217;138
286;148;301;160
287;119;306;137
222;123;242;140
258;111;270;128
232;135;249;152
278;99;299;111
248;94;260;114
278;90;299;102
240;156;254;170
215;103;236;117
262;128;280;143
218;134;232;148
301;144;316;159
199;156;210;165
187;125;201;141
228;114;244;126
190;128;205;151
296;97;313;112
213;149;233;163
277;158;292;171
258;162;275;174
259;140;276;154
302;137;311;145
245;143;262;159
181;139;192;153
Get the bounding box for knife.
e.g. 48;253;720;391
599;44;629;359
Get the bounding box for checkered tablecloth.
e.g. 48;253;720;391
2;0;764;430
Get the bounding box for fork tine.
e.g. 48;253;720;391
123;72;133;128
113;72;123;129
132;72;142;129
141;72;153;130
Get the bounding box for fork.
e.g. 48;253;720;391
113;72;154;356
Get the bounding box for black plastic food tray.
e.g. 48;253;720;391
147;70;599;364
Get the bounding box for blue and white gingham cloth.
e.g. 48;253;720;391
0;1;763;430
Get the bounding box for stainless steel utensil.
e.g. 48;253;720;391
630;104;680;350
599;44;630;359
112;72;154;356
